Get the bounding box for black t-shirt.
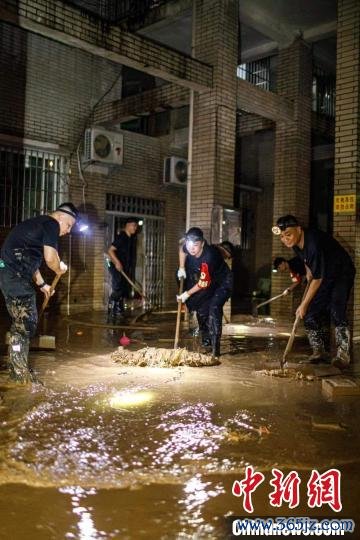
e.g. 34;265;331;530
112;231;135;273
1;215;59;279
293;228;355;280
184;243;232;291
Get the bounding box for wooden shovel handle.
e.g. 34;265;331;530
39;273;62;316
174;278;184;349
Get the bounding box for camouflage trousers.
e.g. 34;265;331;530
0;267;38;383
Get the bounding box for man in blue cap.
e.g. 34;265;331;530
272;215;355;368
177;227;233;359
0;202;79;382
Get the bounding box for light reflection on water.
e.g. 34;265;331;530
60;486;120;540
2;374;356;492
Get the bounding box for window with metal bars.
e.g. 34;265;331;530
0;146;68;228
312;66;335;117
237;57;272;91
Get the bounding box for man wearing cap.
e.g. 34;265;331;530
0;202;78;382
177;227;233;359
107;217;139;316
272;215;355;368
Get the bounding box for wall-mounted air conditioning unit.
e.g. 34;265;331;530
163;156;187;186
83;128;123;165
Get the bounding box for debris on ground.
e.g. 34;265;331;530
310;418;348;432
225;424;271;443
111;346;219;367
256;368;314;381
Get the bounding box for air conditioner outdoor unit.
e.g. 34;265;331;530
163;156;187;186
83;128;124;165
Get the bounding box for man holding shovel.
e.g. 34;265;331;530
177;227;233;359
0;202;78;383
107;217;139;317
272;215;355;368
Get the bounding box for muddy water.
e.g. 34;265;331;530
0;313;359;539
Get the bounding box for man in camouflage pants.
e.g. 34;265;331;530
0;203;78;383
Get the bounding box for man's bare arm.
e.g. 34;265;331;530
43;245;65;274
108;246;123;271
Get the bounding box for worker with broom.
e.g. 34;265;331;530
0;202;79;383
273;256;306;285
272;215;355;368
107;217;139;317
177;227;233;359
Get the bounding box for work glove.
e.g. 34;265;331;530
177;267;187;279
59;261;68;274
177;291;190;303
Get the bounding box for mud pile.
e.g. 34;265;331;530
111;346;219;367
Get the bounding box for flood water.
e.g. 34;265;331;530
0;311;359;539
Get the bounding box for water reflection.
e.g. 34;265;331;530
61;486;120;539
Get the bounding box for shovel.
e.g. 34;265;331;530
174;277;184;349
118;268;153;324
280;282;310;369
119;268;148;302
255;288;290;312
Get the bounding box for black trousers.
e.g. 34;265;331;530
304;271;355;331
108;264;130;306
187;283;232;352
0;266;38;382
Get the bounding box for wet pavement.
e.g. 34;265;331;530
0;310;359;539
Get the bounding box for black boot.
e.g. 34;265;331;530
197;313;211;349
332;326;351;369
211;335;221;359
305;329;330;364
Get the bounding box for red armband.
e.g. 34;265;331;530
198;262;211;289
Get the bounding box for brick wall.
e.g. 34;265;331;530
0;22;186;313
271;39;312;320
334;0;360;337
190;0;238;238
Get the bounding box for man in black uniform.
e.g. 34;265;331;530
272;215;355;368
177;227;233;359
0;202;78;382
107;217;139;316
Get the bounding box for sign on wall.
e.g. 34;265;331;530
333;194;356;214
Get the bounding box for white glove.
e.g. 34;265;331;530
177;268;187;279
177;291;190;303
59;261;68;273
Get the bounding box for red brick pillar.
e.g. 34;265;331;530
334;0;360;337
271;39;312;319
190;0;238;239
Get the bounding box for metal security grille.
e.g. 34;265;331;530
0;146;68;228
105;194;165;307
143;217;165;307
237;57;271;90
106;193;165;217
312;66;335;117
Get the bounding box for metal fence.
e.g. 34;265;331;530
0;146;68;228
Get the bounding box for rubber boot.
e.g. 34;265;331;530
197;313;211;349
211;335;221;359
332;326;351;369
306;329;329;364
8;333;31;383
